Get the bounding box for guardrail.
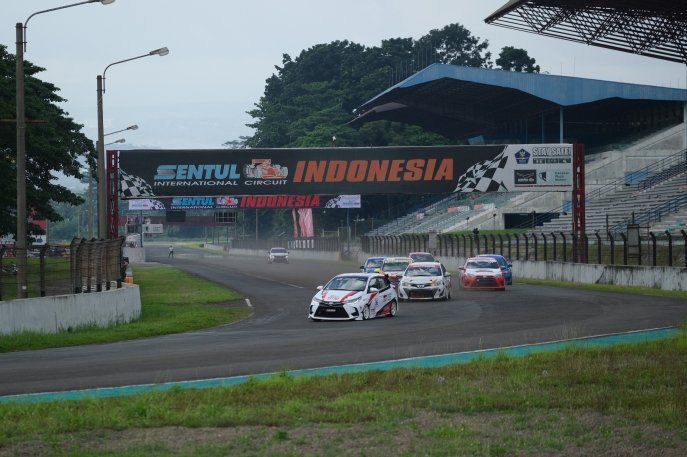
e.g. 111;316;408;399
0;237;126;302
232;237;342;252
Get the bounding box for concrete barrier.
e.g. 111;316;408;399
200;244;229;251
123;247;146;263
0;285;141;335
357;250;687;291
231;248;341;262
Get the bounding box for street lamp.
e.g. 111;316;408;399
105;138;125;146
105;124;138;136
15;0;115;298
97;48;169;239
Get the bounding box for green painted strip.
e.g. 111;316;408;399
1;328;678;404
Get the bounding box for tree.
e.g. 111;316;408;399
0;44;95;240
496;46;540;73
417;23;492;68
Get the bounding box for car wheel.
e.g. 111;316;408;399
388;300;397;317
499;287;506;292
448;288;452;300
362;304;371;320
442;289;449;301
285;260;289;264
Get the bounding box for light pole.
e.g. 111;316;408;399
105;138;125;146
15;0;115;298
97;48;168;239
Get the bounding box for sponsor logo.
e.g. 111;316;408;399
154;164;240;180
216;197;239;206
514;149;531;164
531;146;572;157
538;171;547;182
292;159;453;183
240;195;322;208
243;159;288;179
514;170;536;185
171;197;215;207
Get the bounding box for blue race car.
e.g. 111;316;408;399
360;256;387;273
478;254;513;285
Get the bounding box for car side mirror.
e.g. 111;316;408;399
458;267;465;271
360;265;364;270
369;287;379;293
374;268;380;273
445;272;451;277
507;264;512;268
316;286;323;290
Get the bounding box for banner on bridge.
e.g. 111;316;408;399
117;144;573;198
127;194;361;210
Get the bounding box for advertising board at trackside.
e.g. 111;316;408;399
117;144;573;199
128;195;362;210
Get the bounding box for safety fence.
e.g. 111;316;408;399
232;237;343;252
0;237;126;301
362;231;687;268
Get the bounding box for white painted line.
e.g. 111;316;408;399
245;299;252;307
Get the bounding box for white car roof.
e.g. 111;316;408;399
406;262;441;267
335;273;380;278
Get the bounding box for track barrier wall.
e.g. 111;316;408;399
357;233;687;291
0;284;141;335
230;248;341;262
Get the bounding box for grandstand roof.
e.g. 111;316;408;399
485;1;687;64
350;64;686;143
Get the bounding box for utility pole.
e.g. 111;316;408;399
15;23;27;298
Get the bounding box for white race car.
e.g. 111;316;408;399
268;247;289;264
397;262;452;301
309;273;398;321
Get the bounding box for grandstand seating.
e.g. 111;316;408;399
531;160;687;234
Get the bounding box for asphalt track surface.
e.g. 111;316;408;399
1;244;685;397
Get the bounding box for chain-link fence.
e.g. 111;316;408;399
361;231;687;267
0;237;126;301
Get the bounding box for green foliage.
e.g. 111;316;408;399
0;44;96;240
496;46;541;73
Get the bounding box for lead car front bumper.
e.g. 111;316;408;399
309;302;361;320
398;286;446;300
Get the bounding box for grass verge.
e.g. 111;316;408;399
0;266;249;353
1;325;685;455
516;277;687;300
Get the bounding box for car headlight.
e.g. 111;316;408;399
312;297;323;303
344;296;361;304
466;272;476;277
401;282;410;286
494;272;503;278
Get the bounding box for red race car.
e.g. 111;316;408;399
459;257;506;291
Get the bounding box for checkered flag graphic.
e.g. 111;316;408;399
119;169;156;198
453;152;510;193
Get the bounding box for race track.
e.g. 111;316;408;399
1;244;685;397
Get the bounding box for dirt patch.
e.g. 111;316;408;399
200;299;248;308
1;411;685;456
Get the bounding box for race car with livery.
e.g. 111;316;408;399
478;254;513;285
409;252;435;263
360;256;387;273
376;257;413;288
398;262;452;301
459;257;506;291
309;273;398;321
268;247;289;264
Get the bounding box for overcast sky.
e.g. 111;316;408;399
3;0;685;155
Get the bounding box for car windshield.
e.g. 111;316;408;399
271;248;286;254
324;276;368;291
383;261;411;272
482;256;507;267
405;266;442;277
466;260;499;269
410;254;434;262
366;259;384;268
